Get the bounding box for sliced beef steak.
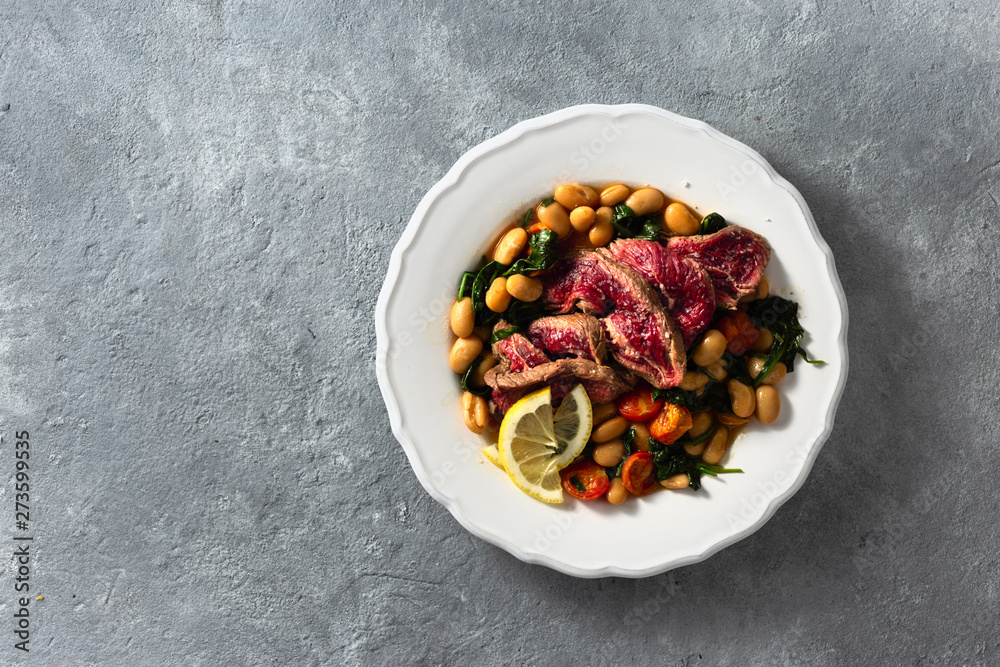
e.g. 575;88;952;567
542;250;686;388
485;357;631;413
604;239;716;348
544;249;615;316
486;319;630;415
492;326;550;374
527;314;606;362
486;326;549;414
667;226;770;308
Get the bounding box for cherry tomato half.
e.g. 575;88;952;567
561;459;610;500
649;402;694;445
616;385;664;423
621;451;657;496
715;311;760;355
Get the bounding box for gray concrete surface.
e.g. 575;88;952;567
0;0;996;664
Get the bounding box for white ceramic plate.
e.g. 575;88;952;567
375;104;848;578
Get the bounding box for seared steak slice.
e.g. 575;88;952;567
604;239;716;348
486;320;630;415
488;386;522;416
667;226;770;309
542;250;686;388
544;249;614;315
485;357;631;413
527;314;606;362
492;325;550;374
487;327;550;414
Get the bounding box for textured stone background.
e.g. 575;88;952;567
0;0;997;664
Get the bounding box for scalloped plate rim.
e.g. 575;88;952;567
374;103;849;578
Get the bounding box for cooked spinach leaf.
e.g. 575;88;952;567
477;309;501;328
665;381;733;415
521;208;535;228
608;426;637;478
467;230;555;321
651;387;687;406
696;461;744;478
461;356;491;397
673;422;717;447
471;260;501;308
650;442;694;483
609;203;663;241
503;229;558;276
613;203;634;223
610;203;636;237
457;271;477;300
722;351;755;387
699;212;727;234
747;296;825;387
489;326;519;344
470;260;504;325
634;217;662;241
475;291;548;332
503;299;548;327
649;440;742;490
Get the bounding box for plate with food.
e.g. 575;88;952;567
375;104;848;578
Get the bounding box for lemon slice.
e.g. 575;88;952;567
482;443;504;470
497;384;593;503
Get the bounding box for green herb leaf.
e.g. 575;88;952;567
695;462;743;477
746;296;825;387
521;208;535;228
799;349;825;365
687;382;734;414
460;357;491;397
608;204;663;241
634;217;662;241
489;326;519;344
652;388;687;406
648;440;742;490
609;426;637;478
652;381;732;415
649;442;696;484
673;423;717;447
571;476;585;494
613;203;634;222
502;299;548;327
469;260;504;327
471;260;501;309
457;271;476;300
504;229;559;277
723;351;755;387
540;197;556;207
477;309;501;328
699;212;727;234
610;203;636;237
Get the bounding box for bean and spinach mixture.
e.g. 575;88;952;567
447;183;822;504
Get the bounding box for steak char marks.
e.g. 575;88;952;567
604;239;715;348
527;314;606;363
495;329;549;373
667;226;770;308
542;250;686;388
485;317;630;415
